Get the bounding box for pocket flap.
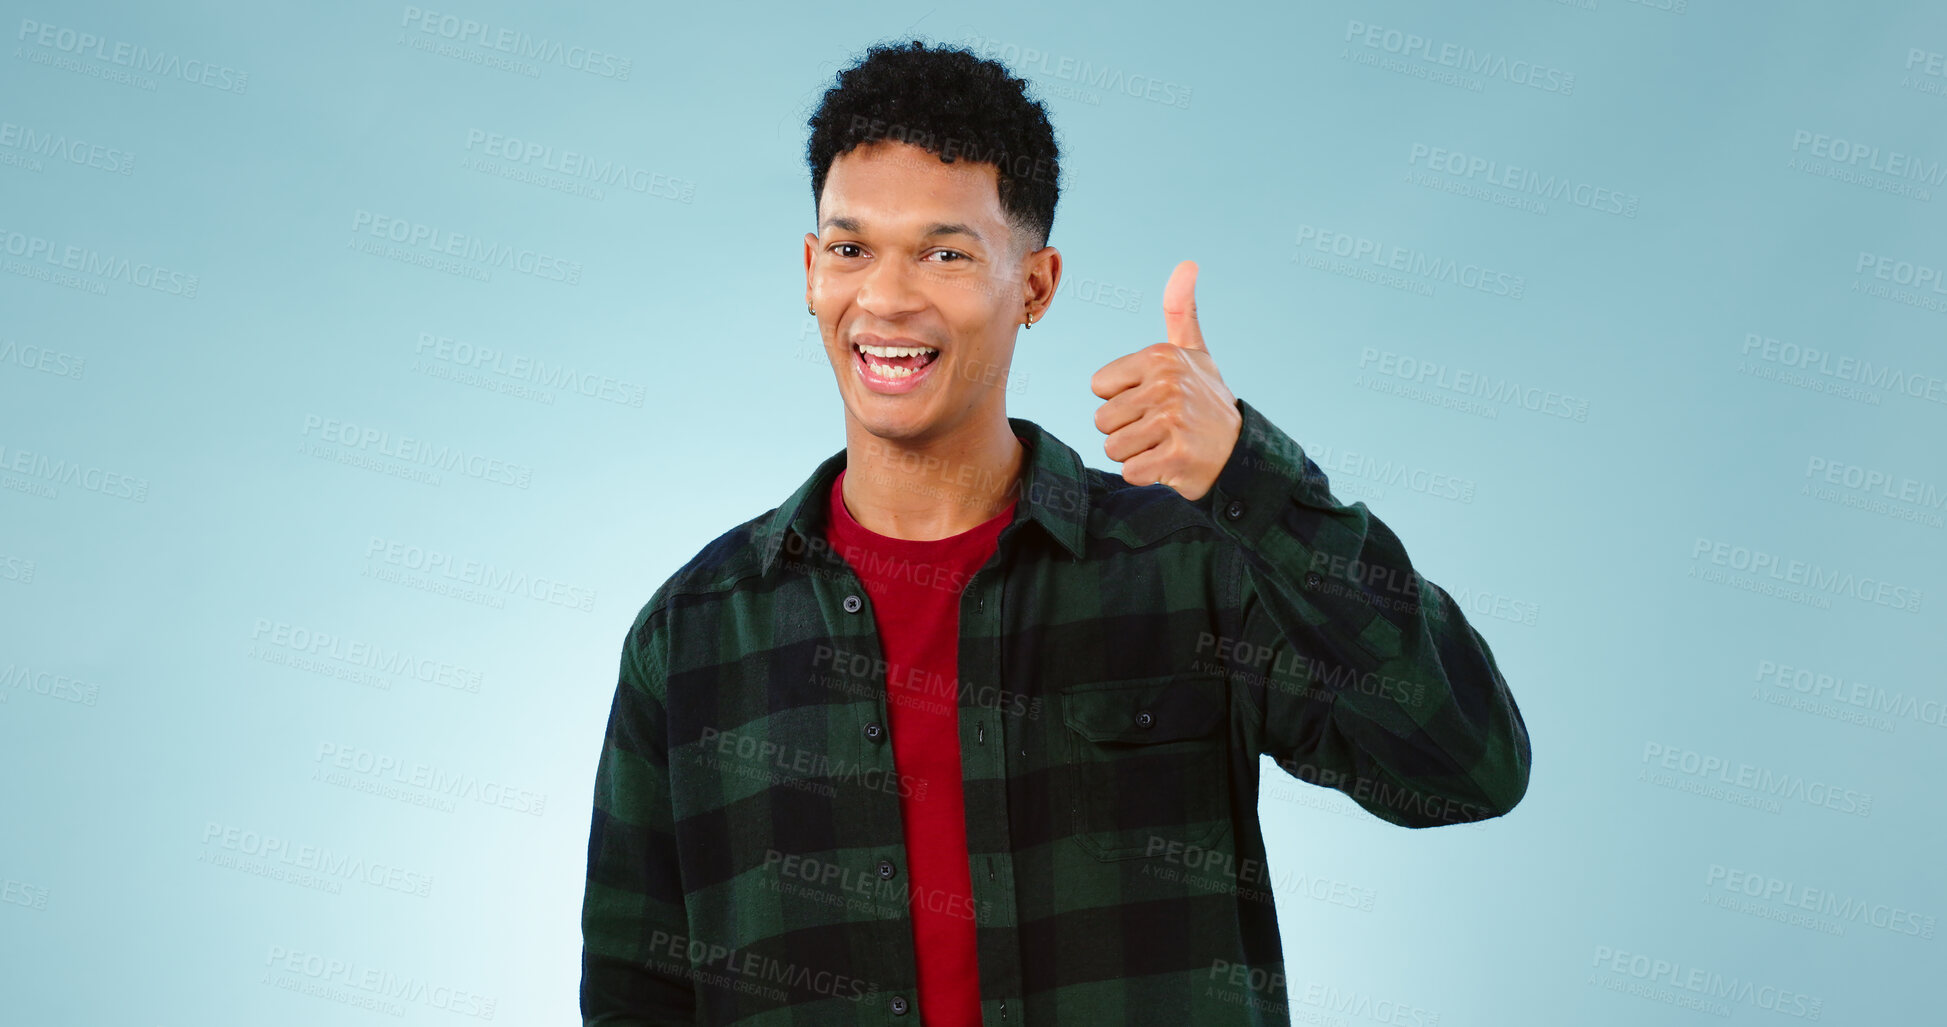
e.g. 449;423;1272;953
1061;672;1222;744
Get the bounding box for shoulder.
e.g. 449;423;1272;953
1079;463;1220;551
624;505;782;645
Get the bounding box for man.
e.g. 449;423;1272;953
581;39;1530;1026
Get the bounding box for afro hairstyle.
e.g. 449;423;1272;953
806;38;1062;252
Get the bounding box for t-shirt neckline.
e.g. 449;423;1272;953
830;466;1018;550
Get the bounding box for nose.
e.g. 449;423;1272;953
855;256;928;321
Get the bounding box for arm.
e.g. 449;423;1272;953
1196;398;1531;827
580;603;699;1023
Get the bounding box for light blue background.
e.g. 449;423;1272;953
3;0;1942;1022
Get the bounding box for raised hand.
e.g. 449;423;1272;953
1089;260;1242;502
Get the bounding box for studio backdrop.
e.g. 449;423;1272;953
2;1;1941;1022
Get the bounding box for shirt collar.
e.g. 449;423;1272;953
757;416;1090;575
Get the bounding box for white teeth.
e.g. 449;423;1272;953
857;342;939;358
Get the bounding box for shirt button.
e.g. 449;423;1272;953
843;594;862;613
1303;570;1323;589
877;859;897;880
1134;709;1155;729
863;722;885;743
1225;499;1246;521
889;995;910;1016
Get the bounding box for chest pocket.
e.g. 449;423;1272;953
1061;671;1229;860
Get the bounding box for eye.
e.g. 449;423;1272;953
830;243;865;259
928;249;969;263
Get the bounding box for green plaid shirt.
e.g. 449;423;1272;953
581;397;1531;1026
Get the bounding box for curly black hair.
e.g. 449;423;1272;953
806;39;1061;251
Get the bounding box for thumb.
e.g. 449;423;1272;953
1162;259;1204;351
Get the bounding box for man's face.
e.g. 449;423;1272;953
804;140;1055;444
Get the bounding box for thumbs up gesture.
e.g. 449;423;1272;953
1090;260;1243;502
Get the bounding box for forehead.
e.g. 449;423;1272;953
821;140;1007;229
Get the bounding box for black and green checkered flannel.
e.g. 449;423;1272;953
582;397;1531;1025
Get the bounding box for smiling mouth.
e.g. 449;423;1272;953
852;341;941;379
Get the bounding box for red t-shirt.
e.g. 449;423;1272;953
825;467;1014;1027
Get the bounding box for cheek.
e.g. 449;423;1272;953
951;325;1010;378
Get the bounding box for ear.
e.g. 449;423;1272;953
803;232;817;307
1020;244;1062;323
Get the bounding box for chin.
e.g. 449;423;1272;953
857;410;932;440
849;395;944;440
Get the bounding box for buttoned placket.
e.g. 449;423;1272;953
826;557;923;1024
962;529;1027;1025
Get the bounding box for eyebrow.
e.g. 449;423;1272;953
819;216;985;243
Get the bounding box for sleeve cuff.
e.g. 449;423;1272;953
1194;397;1339;548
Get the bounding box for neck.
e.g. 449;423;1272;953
839;411;1025;540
